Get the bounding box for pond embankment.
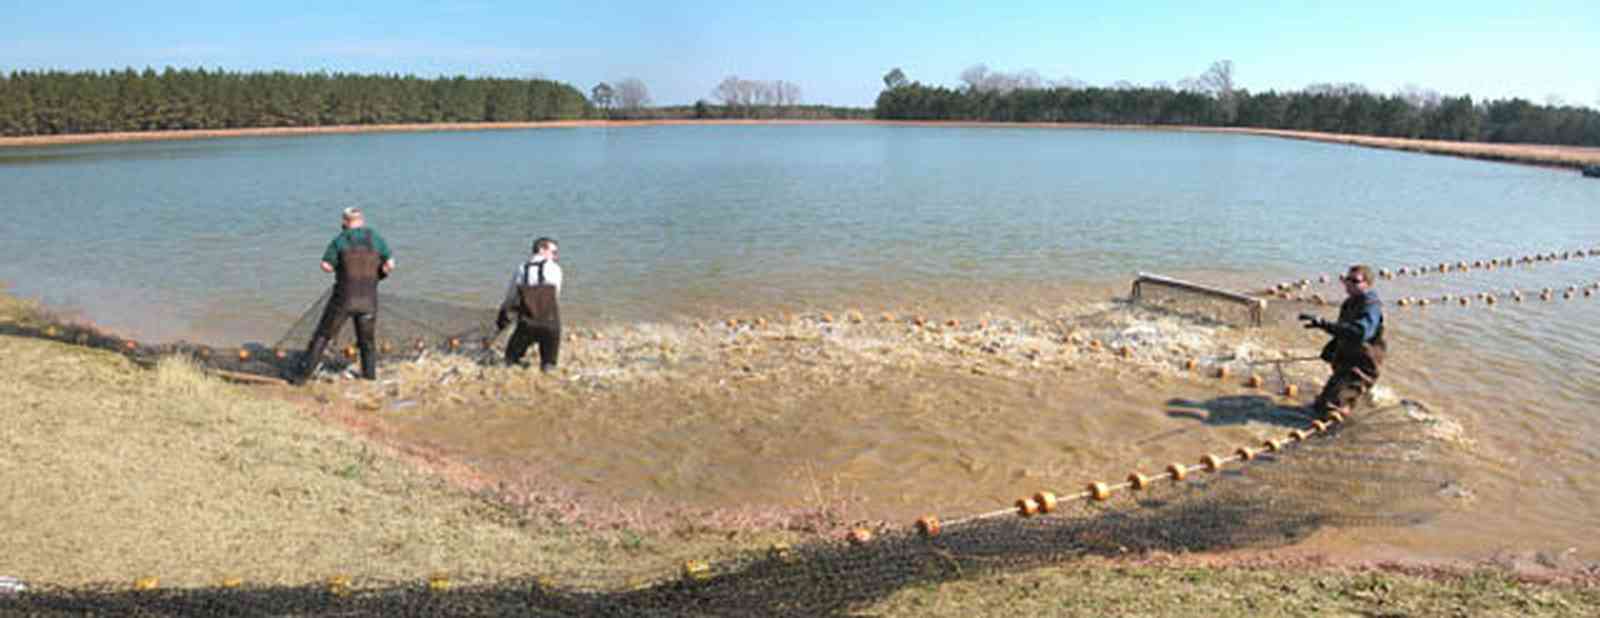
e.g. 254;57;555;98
5;120;1599;172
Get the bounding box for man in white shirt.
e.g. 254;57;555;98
496;237;563;371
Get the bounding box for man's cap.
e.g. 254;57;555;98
342;207;363;220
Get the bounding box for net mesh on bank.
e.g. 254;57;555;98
0;401;1457;616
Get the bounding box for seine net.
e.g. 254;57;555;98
273;287;502;357
0;403;1458;617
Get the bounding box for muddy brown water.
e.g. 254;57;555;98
361;262;1600;566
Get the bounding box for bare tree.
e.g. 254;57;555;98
615;77;651;110
1398;83;1441;109
1053;75;1087;90
1198;60;1234;97
1015;69;1044;91
777;80;802;106
959;64;1049;94
1305;82;1369;97
959;64;991;92
590;82;614;111
712;76;801;110
713;75;744;106
1198;59;1237;122
1545;93;1567;108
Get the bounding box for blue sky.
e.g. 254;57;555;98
3;1;1596;108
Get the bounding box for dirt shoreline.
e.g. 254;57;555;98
4;119;1598;170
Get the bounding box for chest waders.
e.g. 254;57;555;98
1314;295;1386;416
516;261;560;328
297;230;383;383
505;261;562;371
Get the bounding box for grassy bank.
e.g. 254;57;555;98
2;290;1598;614
0;292;765;591
1224;127;1600;170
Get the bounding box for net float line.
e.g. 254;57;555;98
1262;246;1599;299
1389;279;1599;310
914;409;1350;537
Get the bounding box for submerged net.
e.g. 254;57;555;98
0;403;1459;616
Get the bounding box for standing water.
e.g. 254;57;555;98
2;124;1597;564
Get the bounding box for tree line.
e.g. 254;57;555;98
875;64;1600;147
0;67;593;137
588;75;866;120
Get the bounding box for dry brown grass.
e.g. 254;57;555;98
0;330;786;590
1222;127;1600;168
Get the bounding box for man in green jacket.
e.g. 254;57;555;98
293;207;394;383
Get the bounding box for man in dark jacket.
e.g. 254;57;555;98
1300;264;1386;419
293;207;394;383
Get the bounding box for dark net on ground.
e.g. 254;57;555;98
273;287;502;358
1;404;1457;617
0;288;504;380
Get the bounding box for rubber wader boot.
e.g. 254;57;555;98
295;335;329;385
359;340;377;380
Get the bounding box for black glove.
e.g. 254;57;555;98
495;309;511;331
1297;313;1325;329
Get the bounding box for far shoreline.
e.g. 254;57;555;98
3;119;1598;171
